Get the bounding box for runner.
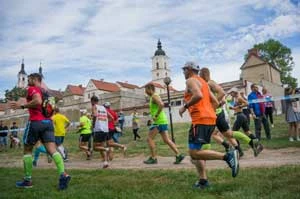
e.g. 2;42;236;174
143;83;185;164
228;87;263;157
200;67;262;157
78;110;92;160
10;73;70;190
103;102;127;160
179;62;239;189
91;96;110;168
52;108;70;162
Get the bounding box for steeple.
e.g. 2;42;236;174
154;39;166;56
39;61;43;78
18;58;27;75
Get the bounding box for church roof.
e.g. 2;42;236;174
91;79;120;92
154;39;166;56
18;59;27;75
65;85;85;96
116;81;139;89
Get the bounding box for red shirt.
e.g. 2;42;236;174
27;86;47;121
106;108;117;130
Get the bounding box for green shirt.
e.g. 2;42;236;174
79;115;92;134
150;93;168;125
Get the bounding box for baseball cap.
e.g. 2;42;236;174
227;87;239;94
182;61;200;71
103;102;111;107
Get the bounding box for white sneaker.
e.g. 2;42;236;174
289;137;294;142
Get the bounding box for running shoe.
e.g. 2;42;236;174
143;157;157;164
174;154;185;164
103;161;109;169
32;160;37;167
193;180;210;189
58;173;71;190
16;178;33;188
225;149;239;178
252;139;264;157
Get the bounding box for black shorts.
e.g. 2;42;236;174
188;124;215;149
232;112;250;132
79;134;91;142
23;120;55;145
93;131;108;143
216;110;230;133
107;130;115;140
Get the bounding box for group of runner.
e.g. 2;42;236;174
8;61;265;190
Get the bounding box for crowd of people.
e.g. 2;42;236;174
2;62;300;191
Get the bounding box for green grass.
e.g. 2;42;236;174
0;166;299;199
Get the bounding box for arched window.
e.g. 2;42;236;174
157;72;159;77
156;62;159;69
164;62;166;69
165;72;168;77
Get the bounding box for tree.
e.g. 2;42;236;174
251;39;297;88
5;87;27;101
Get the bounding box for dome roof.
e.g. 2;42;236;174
154;39;166;56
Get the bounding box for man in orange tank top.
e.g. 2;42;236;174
179;62;239;189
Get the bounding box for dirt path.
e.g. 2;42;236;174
1;147;300;170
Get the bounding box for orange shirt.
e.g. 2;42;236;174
184;75;216;125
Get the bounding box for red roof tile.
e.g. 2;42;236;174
116;81;139;89
66;85;85;96
92;79;120;92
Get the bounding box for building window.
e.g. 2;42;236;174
175;100;182;106
165;72;168;77
92;92;95;96
156;62;159;69
164;62;166;69
157;72;159;77
22;77;25;81
88;94;90;99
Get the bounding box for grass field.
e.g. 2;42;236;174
0;114;300;199
0;166;299;199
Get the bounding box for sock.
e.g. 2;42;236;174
221;141;230;150
248;134;256;140
223;154;228;161
57;145;66;159
234;145;243;154
232;131;251;144
34;145;47;161
52;151;65;175
23;154;33;180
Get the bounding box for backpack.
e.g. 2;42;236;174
40;88;56;118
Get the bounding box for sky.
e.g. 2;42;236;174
0;0;299;97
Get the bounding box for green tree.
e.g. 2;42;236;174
251;39;297;88
5;87;27;101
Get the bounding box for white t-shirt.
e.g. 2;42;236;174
93;105;109;133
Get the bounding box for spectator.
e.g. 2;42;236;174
240;91;251;125
0;121;8;151
262;87;275;128
118;111;125;131
131;108;141;141
248;83;271;140
284;88;300;142
10;122;21;148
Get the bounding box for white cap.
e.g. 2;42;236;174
103;102;111;107
227;87;239;94
182;61;200;71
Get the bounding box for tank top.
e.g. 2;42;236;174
149;93;168;125
93;105;109;133
184;75;216;125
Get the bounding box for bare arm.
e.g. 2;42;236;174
185;78;202;107
209;87;220;109
10;93;42;109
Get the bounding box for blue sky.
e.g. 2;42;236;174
0;0;299;97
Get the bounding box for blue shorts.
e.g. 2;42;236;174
23;120;55;145
149;124;168;133
0;136;7;145
55;136;65;145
